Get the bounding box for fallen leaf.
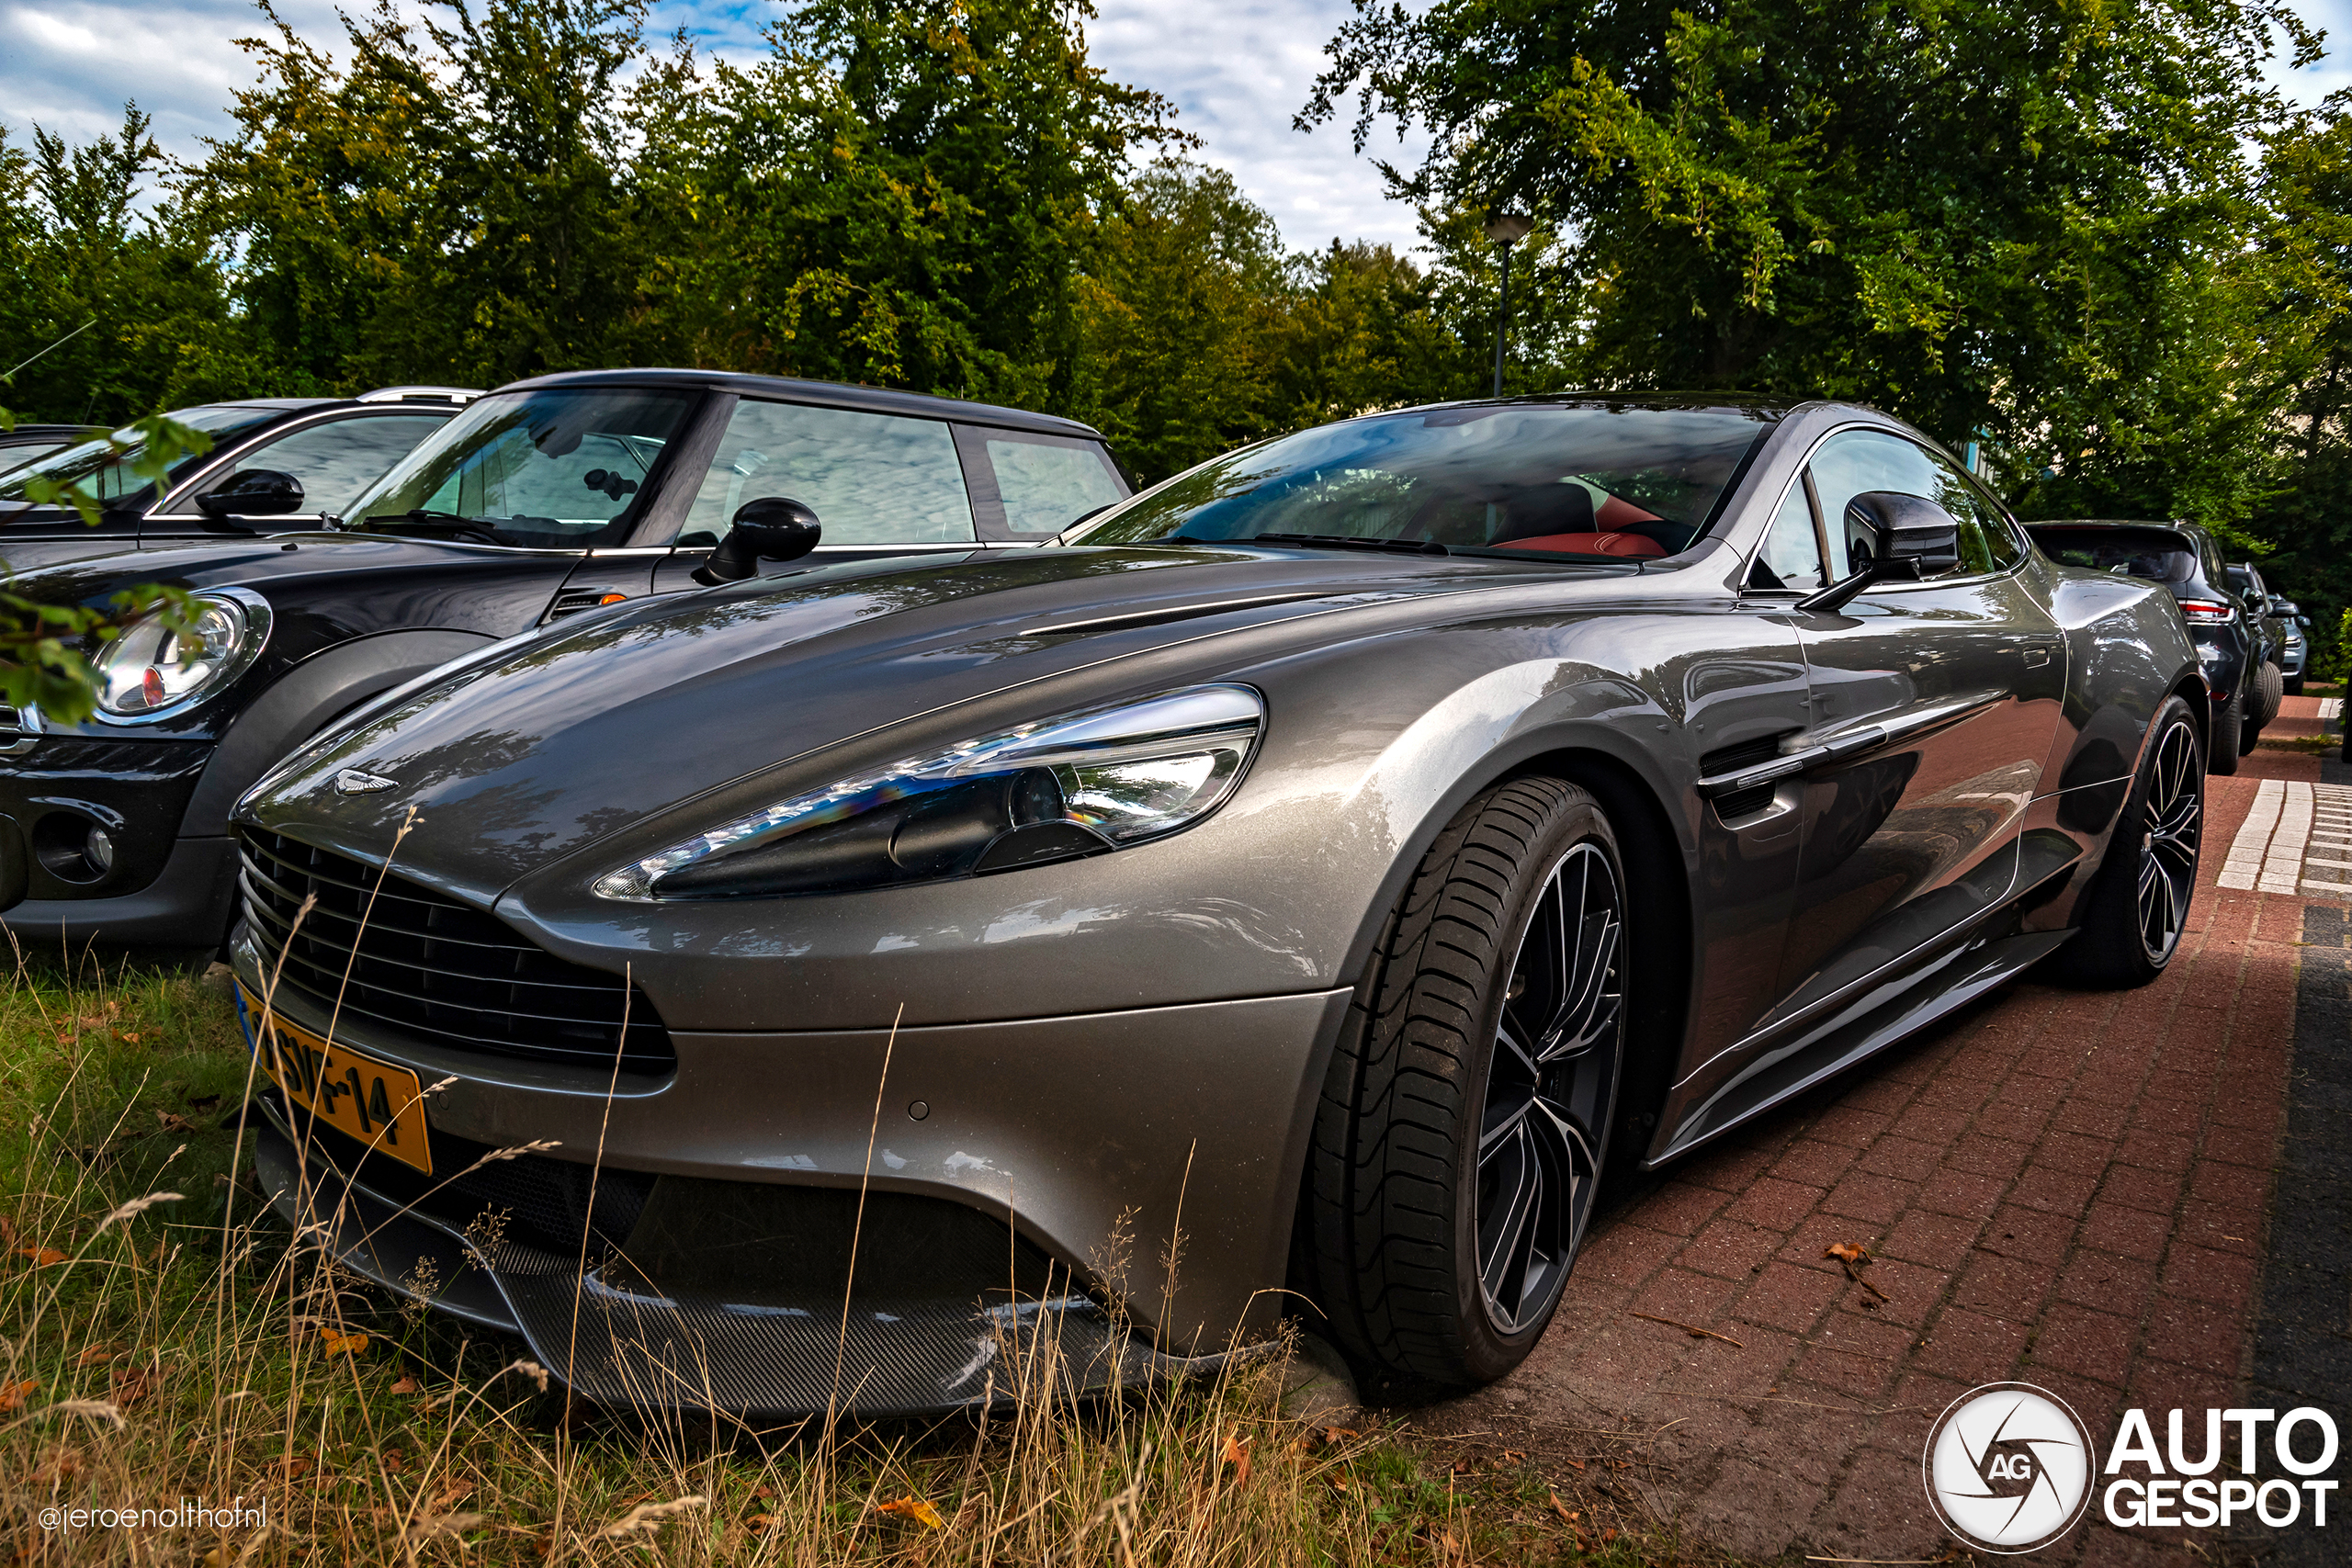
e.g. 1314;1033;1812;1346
428;1483;474;1513
1323;1426;1359;1442
276;1456;312;1480
1220;1430;1253;1487
1825;1241;1871;1265
1329;1475;1351;1494
1564;1457;1587;1471
74;1347;116;1367
747;1513;774;1532
321;1330;368;1356
875;1495;944;1529
0;1214;15;1247
0;1380;37;1411
1548;1493;1579;1524
110;1367;155;1406
753;1485;775;1500
21;1246;67;1268
390;1376;420;1394
154;1111;196;1134
28;1446;81;1483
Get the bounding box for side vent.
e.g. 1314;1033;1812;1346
0;705;40;759
548;589;629;622
1698;732;1793;822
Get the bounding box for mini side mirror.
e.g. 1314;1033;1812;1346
1845;491;1962;576
692;497;822;586
196;468;305;520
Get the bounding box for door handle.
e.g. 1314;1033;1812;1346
2023;647;2051;668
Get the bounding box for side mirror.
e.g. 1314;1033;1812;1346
691;496;822;586
196;469;305;520
1797;491;1963;614
1844;491;1962;575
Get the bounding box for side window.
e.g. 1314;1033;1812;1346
677;401;975;547
1804;430;1942;580
1754;480;1825;590
200;413;449;516
1804;429;2018;579
1918;449;2021;572
982;434;1125;536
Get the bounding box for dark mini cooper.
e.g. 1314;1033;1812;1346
232;396;2204;1416
0;389;479;570
0;370;1128;946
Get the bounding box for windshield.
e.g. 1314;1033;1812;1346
0;405;282;513
2030;527;2198;583
1071;403;1774;559
339;388;696;549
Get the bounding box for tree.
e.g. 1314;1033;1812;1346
1304;0;2315;526
627;0;1182;409
2252;97;2352;677
0;108;244;423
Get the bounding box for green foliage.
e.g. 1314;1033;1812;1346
1305;0;2315;528
0;407;210;722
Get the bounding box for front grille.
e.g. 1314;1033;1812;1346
239;828;674;1073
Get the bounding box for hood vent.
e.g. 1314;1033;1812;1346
1018;591;1331;640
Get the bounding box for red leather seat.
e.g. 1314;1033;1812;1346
1499;531;1669;558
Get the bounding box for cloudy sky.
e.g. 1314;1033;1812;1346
3;0;2346;256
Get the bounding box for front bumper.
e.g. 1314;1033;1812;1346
229;924;1346;1413
0;735;230;943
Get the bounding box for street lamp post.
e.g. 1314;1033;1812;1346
1484;211;1534;398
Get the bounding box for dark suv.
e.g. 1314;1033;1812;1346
0;389;480;570
0;369;1129;948
2026;520;2261;773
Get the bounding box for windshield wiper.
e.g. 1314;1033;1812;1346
1249;532;1450;557
363;510;526;547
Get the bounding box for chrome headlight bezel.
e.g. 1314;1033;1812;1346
594;683;1267;901
94;587;272;725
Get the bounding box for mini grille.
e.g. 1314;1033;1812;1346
239;828;674;1073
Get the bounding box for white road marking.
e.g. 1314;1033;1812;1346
2219;777;2285;890
2218;780;2352;898
2318;696;2343;720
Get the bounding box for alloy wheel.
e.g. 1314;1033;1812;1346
1476;840;1624;1335
2137;720;2202;964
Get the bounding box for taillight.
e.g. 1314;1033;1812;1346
2178;599;2233;622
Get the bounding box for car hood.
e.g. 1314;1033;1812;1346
240;544;1647;904
0;529;568;605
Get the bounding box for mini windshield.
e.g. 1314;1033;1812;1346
0;404;282;513
339;388;696;549
2030;527;2198;583
1071;403;1774;560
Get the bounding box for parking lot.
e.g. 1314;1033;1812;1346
1430;696;2349;1566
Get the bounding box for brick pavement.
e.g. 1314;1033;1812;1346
1422;744;2341;1565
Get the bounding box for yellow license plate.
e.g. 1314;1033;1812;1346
243;986;433;1175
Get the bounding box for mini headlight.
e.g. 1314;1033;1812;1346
594;684;1265;900
96;590;270;720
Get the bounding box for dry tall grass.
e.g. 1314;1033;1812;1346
0;945;1698;1566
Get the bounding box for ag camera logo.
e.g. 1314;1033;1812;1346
1922;1382;2095;1552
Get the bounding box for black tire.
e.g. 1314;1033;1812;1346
2062;696;2202;987
2208;689;2243;775
1299;777;1628;1392
2249;660;2283;737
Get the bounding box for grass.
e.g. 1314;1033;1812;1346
0;947;1740;1566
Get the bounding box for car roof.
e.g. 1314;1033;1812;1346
501;367;1109;440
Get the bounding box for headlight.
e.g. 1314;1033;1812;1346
594;684;1265;900
96;589;270;720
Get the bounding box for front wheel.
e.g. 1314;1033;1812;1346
1299;778;1629;1391
2064;696;2203;987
